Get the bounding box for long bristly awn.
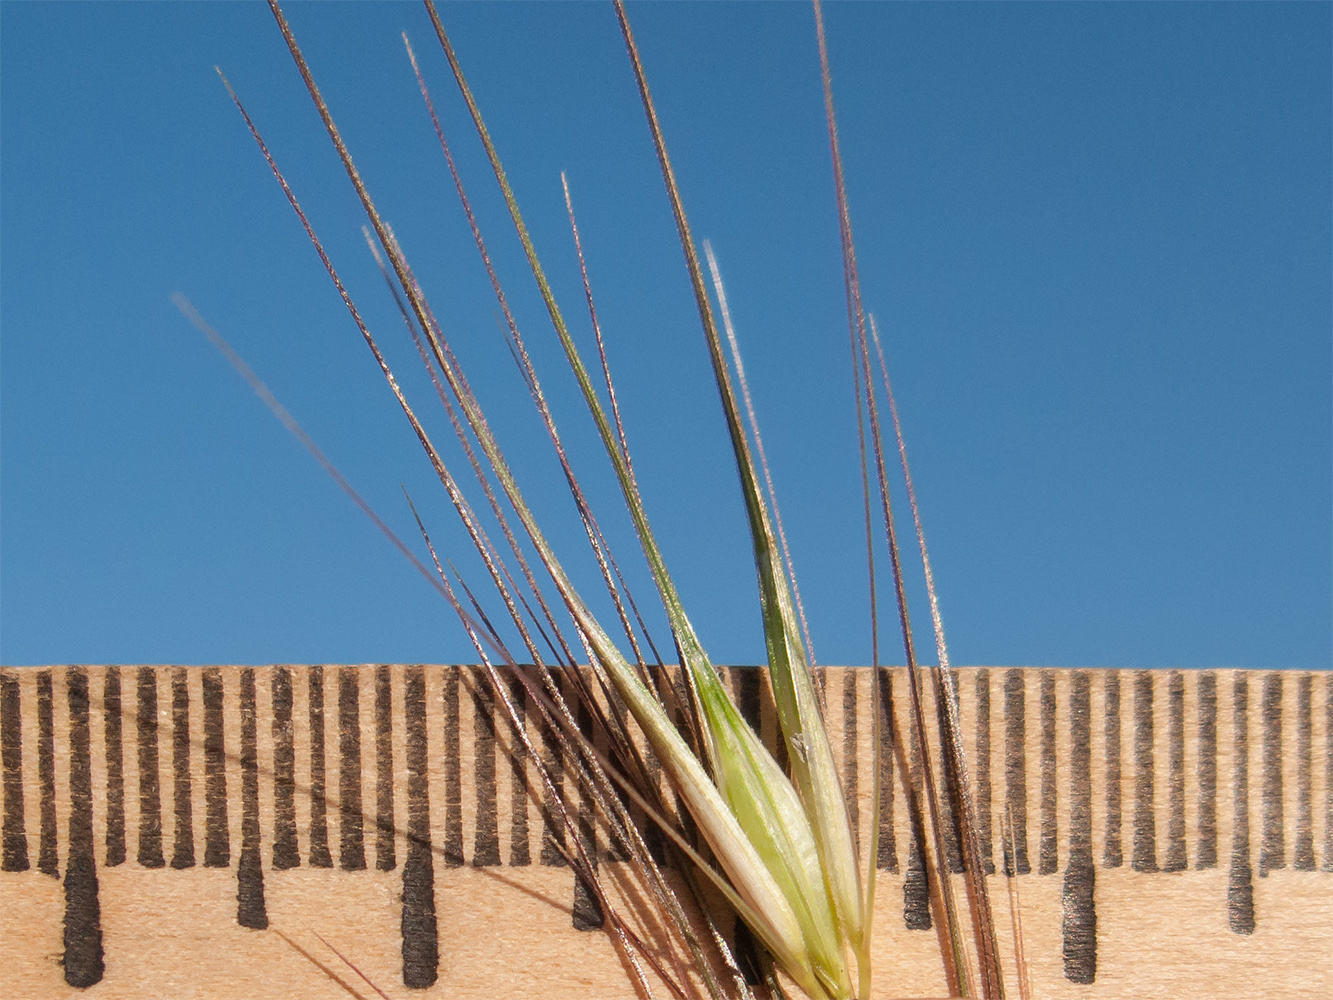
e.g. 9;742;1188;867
180;2;1010;997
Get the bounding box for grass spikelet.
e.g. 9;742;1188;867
195;2;1010;996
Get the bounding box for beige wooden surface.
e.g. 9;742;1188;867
1;666;1329;999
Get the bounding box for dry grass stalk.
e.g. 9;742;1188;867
184;1;1021;996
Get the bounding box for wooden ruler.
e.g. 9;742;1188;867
1;665;1328;998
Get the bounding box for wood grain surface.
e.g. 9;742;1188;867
1;665;1329;999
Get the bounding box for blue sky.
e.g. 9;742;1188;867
2;2;1328;670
